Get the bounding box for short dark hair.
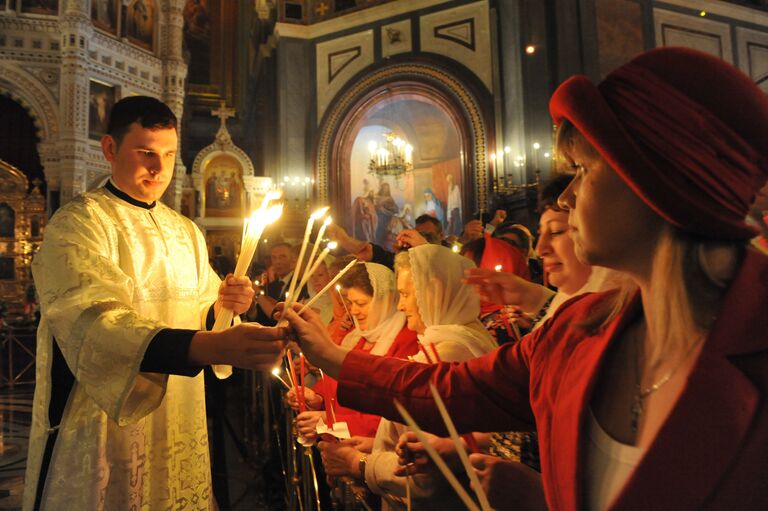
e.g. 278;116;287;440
493;222;533;255
538;174;574;214
339;262;374;296
107;96;177;144
414;214;443;233
270;241;292;253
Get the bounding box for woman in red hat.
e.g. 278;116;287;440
282;47;768;510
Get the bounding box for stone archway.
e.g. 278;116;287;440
0;62;60;212
315;61;494;219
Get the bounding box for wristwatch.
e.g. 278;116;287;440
358;454;368;483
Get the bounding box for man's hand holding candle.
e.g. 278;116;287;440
214;273;256;318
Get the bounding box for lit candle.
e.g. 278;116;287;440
284;206;330;311
296;241;338;294
271;367;291;390
302;216;332;285
213;192;282;332
297;258;359;315
494;264;502;272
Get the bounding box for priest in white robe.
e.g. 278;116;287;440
24;96;285;511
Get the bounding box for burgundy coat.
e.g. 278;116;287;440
338;249;768;510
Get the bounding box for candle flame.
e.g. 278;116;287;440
327;241;338;250
265;204;283;224
494;264;502;272
323;216;332;226
452;245;460;253
311;206;330;220
335;284;341;291
271;367;281;376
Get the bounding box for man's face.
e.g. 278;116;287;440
415;221;442;240
270;246;294;278
101;123;177;203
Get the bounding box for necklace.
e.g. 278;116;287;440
630;333;704;434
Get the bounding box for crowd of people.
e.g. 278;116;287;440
26;46;767;511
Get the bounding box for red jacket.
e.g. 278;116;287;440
338;249;768;510
318;325;419;437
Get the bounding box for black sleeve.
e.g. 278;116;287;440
140;328;203;377
370;243;395;269
205;305;216;330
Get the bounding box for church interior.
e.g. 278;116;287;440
0;0;767;509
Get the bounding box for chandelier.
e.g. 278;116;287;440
367;132;414;178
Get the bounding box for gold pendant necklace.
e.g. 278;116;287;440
630;333;704;434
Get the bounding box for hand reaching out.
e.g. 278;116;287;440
469;454;547;510
464;267;549;312
215;273;256;317
285;385;324;411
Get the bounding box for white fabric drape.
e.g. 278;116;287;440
341;262;405;356
407;244;497;357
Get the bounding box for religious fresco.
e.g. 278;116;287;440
348;99;464;250
88;80;116;140
203;153;245;218
91;0;119;35
124;0;155;51
20;0;58;15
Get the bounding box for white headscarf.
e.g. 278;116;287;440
407;245;496;358
341;263;406;356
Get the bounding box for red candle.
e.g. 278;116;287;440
298;353;306;413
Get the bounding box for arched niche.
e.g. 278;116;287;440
315;60;494;241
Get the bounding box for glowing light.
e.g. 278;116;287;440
494;264;502;272
525;45;536;55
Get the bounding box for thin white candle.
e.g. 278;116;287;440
297;258;359;315
284;206;330;310
296;241;337;294
429;384;492;511
393;400;481;511
271;367;291;390
302;216;332;286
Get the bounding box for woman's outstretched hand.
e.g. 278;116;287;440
278;303;348;379
464;268;549;313
469;454;547;511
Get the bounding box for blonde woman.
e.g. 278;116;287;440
283;48;768;510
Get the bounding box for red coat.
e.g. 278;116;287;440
318;325;419;437
338;249;768;510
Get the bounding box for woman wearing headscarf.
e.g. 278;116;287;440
284;48;768;510
316;245;497;510
287;262;418;439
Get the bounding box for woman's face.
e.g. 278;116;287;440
396;269;426;334
558;138;664;275
309;263;331;293
346;287;373;330
536;208;592;294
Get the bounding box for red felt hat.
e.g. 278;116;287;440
550;47;768;240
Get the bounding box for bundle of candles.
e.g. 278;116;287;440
212;191;283;332
275;205;360;316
